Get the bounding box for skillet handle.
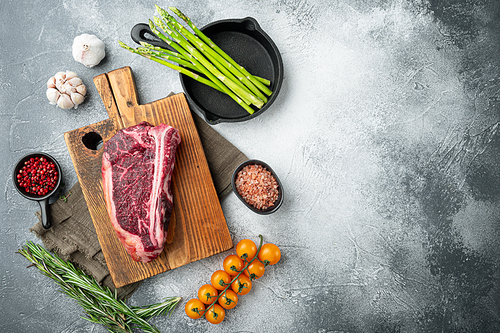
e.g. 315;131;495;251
130;23;174;51
38;198;52;229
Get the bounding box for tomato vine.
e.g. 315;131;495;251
185;234;281;324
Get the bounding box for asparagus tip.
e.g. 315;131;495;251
148;19;156;29
155;4;167;15
169;6;181;13
169;7;186;19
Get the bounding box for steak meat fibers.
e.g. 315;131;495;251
102;121;181;263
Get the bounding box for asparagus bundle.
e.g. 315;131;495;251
119;5;272;115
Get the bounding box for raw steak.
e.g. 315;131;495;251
101;121;181;263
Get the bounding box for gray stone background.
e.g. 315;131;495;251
2;0;500;332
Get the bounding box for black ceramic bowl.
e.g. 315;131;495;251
231;159;283;215
131;17;284;124
12;152;62;229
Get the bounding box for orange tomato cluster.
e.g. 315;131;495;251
184;236;281;324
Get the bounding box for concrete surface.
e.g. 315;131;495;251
2;0;500;332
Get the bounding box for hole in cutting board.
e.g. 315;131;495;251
82;132;103;150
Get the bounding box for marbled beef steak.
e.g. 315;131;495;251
101;121;181;263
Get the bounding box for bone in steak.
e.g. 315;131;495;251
101;121;181;263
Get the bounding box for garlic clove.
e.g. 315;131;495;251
54;72;66;81
57;94;75;109
46;88;60;105
65;71;78;80
72;33;106;68
54;72;66;92
76;84;87;96
70;92;85;108
47;77;56;89
67;77;83;87
64;82;76;94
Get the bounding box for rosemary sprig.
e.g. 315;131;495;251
18;241;181;333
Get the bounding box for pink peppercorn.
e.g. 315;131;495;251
17;156;58;196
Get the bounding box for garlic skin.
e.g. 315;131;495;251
72;34;105;68
46;71;87;109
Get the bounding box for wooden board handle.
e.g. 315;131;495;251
94;73;124;130
94;66;142;128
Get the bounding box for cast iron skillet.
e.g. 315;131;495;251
12;153;62;229
131;17;283;124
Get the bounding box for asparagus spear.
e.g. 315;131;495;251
119;41;224;93
168;6;273;93
138;42;199;73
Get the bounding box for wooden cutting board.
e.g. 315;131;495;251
64;66;233;288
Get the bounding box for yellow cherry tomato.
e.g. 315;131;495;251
205;304;225;324
197;284;218;305
223;254;244;276
231;274;252;296
211;270;232;290
258;243;281;265
236;239;257;261
185;298;205;319
218;289;238;310
243;260;266;280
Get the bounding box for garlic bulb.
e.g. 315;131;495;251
72;33;105;68
46;71;87;109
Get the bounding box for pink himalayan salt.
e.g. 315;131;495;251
235;164;279;210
